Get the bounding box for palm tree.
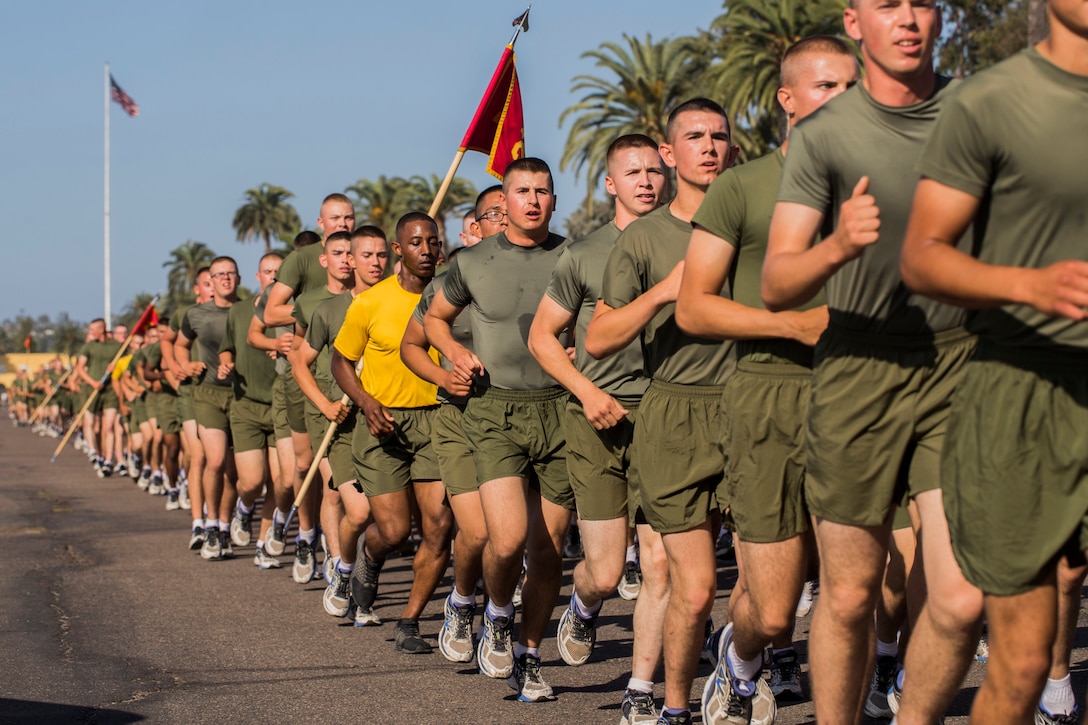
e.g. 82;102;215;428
232;183;302;254
345;175;411;240
162;240;215;312
559;33;706;208
397;174;478;245
699;0;849;158
52;313;84;358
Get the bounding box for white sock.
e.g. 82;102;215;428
486;599;514;620
205;518;220;531
514;643;538;658
727;641;763;682
1041;675;1076;716
298;527;316;544
627;677;653;694
625;544;638;563
237;500;253;515
451;588;476;609
572;590;601;619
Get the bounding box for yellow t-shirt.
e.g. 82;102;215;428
111;354;132;381
333;276;439;409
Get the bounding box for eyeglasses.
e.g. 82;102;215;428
211;272;239;279
476;210;507;223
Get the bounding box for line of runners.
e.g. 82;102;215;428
12;2;1088;723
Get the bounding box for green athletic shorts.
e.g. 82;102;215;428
632;380;725;535
724;359;811;543
193;383;233;432
304;396;357;489
130;396;148;426
151;391;181;436
230;395;274;453
91;386;120;414
564;396;639;522
805;326;975;528
270;375;292;441
943;341;1088;596
176;383;196;423
284;374;307;435
432;402;478;497
352;405;441;496
463;386;572;511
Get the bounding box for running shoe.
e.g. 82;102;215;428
557;598;598;666
188;526;205;551
617;560;642;601
323;569;352;617
768;648;803;700
178;482;191;510
352;603;381;627
620;688;658;725
507;652;554;702
218;529;234;559
865;654;898;718
265;520;286;556
292;538;317;583
795;579;817;618
701;622;776;725
715;529;734;559
200;528;221;560
394;619;432;654
253;547;282;569
438;594;475;663
656;711;693;725
351;554;382;611
477;613;514;679
1036;705;1079;724
165;489;180;511
229;507;253;547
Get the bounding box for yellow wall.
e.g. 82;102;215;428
0;353;75;389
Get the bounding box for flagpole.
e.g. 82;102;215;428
104;62;111;327
427;6;529;220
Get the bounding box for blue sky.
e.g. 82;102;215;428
0;0;722;322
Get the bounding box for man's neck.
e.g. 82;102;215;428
1039;24;1088;76
397;268;431;295
668;181;708;224
506;226;550;248
213;294;236;308
862;63;937;107
326;278;351;296
614;201;636;231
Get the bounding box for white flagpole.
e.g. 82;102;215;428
104;62;111;327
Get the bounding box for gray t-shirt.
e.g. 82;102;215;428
779;78;967;336
544;221;647;401
601;205;735;386
441;231;569;391
918;48;1088;350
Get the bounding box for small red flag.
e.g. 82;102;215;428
132;304;159;335
460;45;525;179
23;334;32;352
110;74;140;117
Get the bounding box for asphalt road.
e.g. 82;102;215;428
1;419;1084;724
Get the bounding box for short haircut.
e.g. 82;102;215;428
665;98;730;143
325;230;352;244
90;318;105;327
606;133;659;171
294;230;321;248
351;225;386;241
195;266;211;279
209;255;238;271
321;193;353;207
157;315;171;326
502;157;553;192
781;35;855;87
259;252;284;265
463;209;476;224
474;184;504;216
396;212;437;239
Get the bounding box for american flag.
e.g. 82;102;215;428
110;74;139;117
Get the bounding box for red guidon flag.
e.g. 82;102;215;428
110;74;139;117
132;303;159;335
460;44;525;179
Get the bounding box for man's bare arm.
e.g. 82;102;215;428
584;261;684;360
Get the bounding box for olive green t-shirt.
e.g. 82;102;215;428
292;286;339;333
254;286;291;377
142;341;176;396
601;204;735;386
220;300;277;404
779;78;967;336
694;148;824;366
441;231;569;391
305;291;353;401
544;221;648;401
275;241;327;296
919;49;1088;350
79;339;123;381
181;300;234;387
